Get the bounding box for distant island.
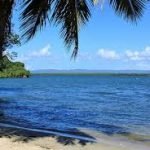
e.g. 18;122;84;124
0;56;30;78
31;69;150;76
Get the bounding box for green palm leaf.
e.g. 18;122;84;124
20;0;54;41
51;0;91;58
109;0;146;21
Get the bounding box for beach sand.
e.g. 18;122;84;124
0;126;149;150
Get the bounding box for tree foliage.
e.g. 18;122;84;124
0;56;30;78
0;33;20;71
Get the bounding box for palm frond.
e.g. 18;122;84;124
19;0;147;59
51;0;91;58
109;0;147;21
20;0;53;41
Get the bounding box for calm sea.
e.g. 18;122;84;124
0;75;150;139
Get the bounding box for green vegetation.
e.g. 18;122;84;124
0;56;30;78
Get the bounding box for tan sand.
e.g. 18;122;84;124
0;127;149;150
0;136;129;150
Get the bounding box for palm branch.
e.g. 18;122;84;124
109;0;146;21
20;0;148;57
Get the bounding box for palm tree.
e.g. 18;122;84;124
0;0;148;63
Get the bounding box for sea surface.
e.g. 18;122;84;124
0;75;150;141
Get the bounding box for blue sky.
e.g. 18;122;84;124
11;3;150;70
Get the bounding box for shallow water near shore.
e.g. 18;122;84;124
0;75;150;146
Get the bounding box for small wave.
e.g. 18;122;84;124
90;91;115;95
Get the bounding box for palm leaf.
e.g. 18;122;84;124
109;0;147;21
20;0;54;41
51;0;91;58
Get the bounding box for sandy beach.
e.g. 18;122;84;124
0;125;149;150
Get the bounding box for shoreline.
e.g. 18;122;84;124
0;123;150;150
0;123;96;142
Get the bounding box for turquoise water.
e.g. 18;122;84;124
0;75;150;138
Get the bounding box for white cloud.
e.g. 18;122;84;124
17;44;51;62
97;49;120;60
97;46;150;63
125;46;150;61
125;50;141;61
30;44;51;57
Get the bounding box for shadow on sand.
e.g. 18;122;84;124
0;126;96;146
0;97;96;147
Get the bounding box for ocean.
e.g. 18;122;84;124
0;75;150;141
